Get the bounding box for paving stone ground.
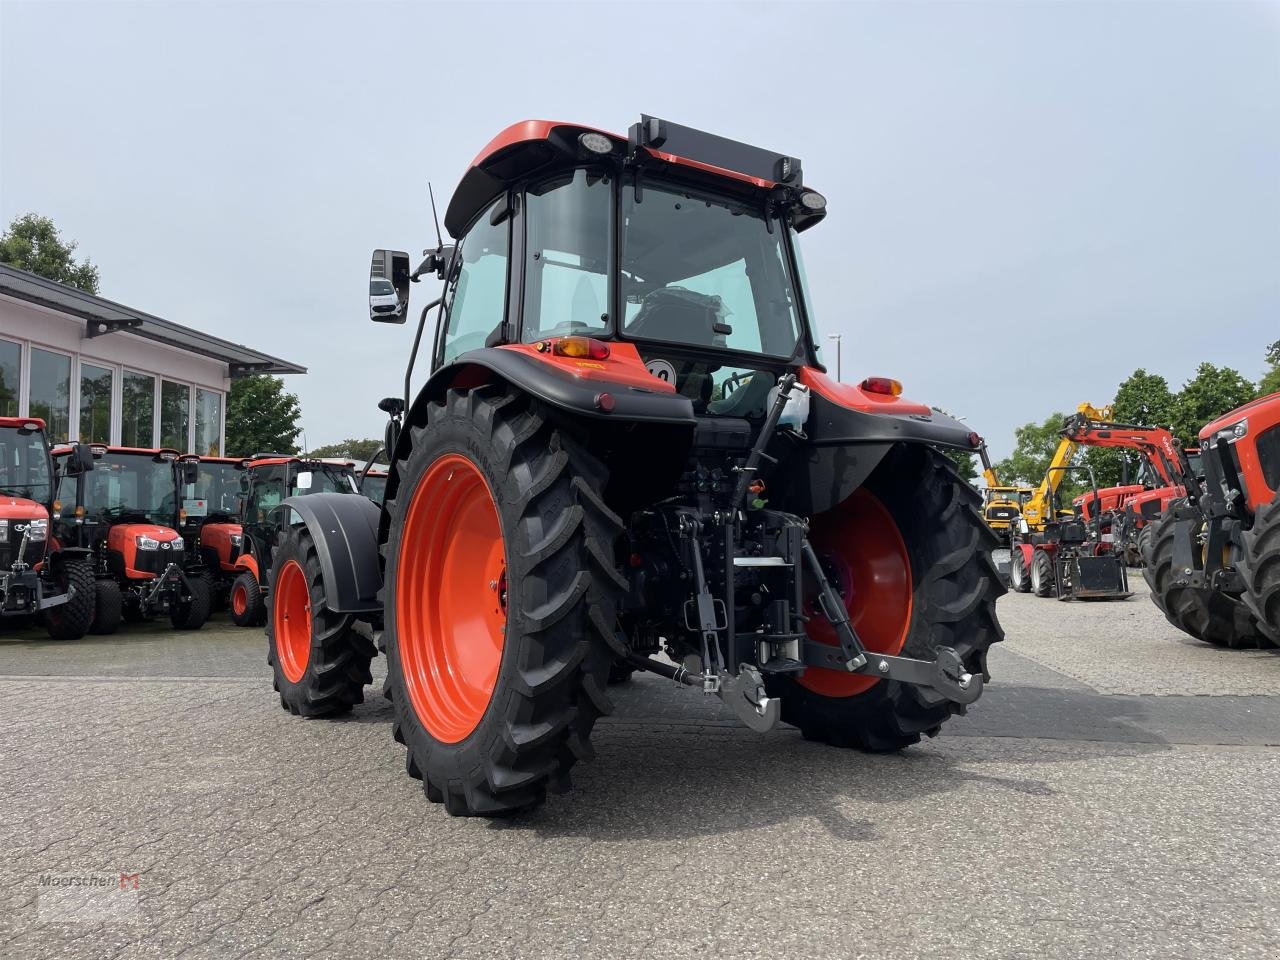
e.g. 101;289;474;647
1;590;1277;959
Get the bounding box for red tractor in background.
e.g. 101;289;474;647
0;417;96;639
262;115;1005;817
227;454;359;626
1145;390;1280;648
52;445;211;632
179;455;247;608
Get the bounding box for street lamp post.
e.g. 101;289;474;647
827;334;842;381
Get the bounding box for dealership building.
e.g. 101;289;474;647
0;264;304;454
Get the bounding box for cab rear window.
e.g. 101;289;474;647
1256;423;1280;496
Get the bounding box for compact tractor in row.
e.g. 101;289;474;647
1144;390;1280;648
0;417;96;639
260;116;1005;817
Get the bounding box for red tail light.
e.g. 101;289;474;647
550;336;611;360
860;377;903;397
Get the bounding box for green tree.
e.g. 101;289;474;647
0;213;100;293
308;438;382;462
994;413;1068;486
1260;339;1280;397
1172;362;1257;443
226;376;302;457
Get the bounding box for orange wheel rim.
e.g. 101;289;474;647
800;489;912;697
232;583;247;617
396;453;506;743
274;560;311;684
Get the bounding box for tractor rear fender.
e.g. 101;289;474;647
384;346;698;518
274;494;382;615
1013;542;1036;570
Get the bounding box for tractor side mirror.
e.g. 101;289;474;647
183;461;199;485
369;249;412;324
65;442;95;476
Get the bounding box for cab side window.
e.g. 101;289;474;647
440;200;509;365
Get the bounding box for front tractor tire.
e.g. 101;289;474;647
767;445;1005;752
170;575;212;630
1008;547;1031;593
267;526;376;716
1239;493;1280;645
1143;509;1265;648
383;384;623;817
230;571;266;627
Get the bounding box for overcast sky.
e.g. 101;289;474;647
2;0;1277;460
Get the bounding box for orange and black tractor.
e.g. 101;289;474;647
51;445;211;632
265;115;1004;817
176;455;247;608
0;417;96;639
1145;390;1280;648
226;454;359;627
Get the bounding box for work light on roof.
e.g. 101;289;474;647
579;132;613;155
800;190;827;211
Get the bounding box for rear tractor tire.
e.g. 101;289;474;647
1143;508;1265;648
230;571;266;627
267;526;376;716
383;384;623;816
44;558;95;641
766;444;1005;752
1032;549;1056;598
1239;492;1280;646
1136;523;1155;567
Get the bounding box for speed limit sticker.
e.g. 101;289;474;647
645;359;676;384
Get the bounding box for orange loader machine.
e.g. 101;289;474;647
1144;390;1280;648
264;116;1005;816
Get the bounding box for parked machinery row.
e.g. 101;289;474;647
0;426;380;638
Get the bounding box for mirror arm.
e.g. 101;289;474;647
404;296;445;418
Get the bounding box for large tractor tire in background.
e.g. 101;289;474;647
1031;550;1056;598
44;557;95;641
1144;509;1265;648
267;526;376;716
766;445;1004;752
1008;548;1031;593
382;384;623;817
1136;523;1155;567
1239;493;1280;645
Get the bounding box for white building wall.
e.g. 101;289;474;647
0;294;230;452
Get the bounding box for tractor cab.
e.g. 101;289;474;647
52;445;210;631
0;418;97;638
177;455;248;606
226;455;358;627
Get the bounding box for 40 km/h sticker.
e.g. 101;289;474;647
645;359;676;384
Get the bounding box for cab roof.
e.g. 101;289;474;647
446;115;824;238
0;416;46;431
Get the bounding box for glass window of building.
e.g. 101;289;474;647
29;348;72;442
194;388;222;456
159;380;190;450
122;371;155;447
0;340;19;417
79;362;114;443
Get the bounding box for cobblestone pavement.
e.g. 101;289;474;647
1;591;1277;959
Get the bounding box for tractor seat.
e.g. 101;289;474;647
628;287;725;347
